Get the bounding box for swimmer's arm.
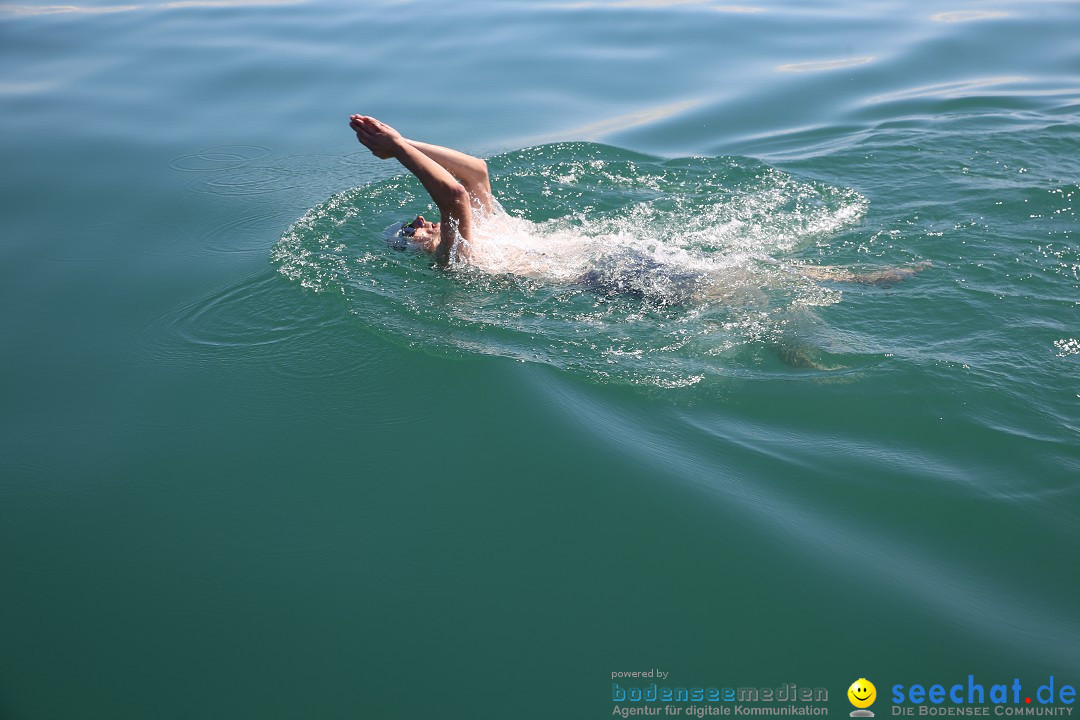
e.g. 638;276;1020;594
350;114;490;209
391;143;466;215
394;144;473;267
404;139;493;214
349;115;471;266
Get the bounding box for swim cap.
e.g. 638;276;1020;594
383;221;411;251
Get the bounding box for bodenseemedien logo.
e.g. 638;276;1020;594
849;679;877;717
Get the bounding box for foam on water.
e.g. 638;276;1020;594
272;142;874;385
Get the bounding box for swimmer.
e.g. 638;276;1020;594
349;114;929;287
349;114;493;266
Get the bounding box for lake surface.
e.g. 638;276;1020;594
2;0;1078;717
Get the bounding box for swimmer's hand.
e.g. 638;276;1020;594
349;114;405;160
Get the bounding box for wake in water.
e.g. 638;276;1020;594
272;142;925;386
463;204;926;306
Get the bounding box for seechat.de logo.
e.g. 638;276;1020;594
849;679;877;718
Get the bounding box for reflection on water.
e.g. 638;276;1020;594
522;98;704;145
865;76;1033;104
776;55;875;73
931;10;1010;23
552;0;766;10
0;0;303;15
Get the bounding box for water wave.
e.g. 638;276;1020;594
272;142;877;385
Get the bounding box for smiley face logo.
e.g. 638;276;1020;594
848;679;877;709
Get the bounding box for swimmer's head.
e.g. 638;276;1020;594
385;215;439;252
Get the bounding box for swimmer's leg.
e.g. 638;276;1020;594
767;342;846;371
764;305;847;371
791;260;932;285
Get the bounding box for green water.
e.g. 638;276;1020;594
2;0;1078;718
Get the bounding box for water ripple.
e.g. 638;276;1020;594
169;144;271;172
531;371;1080;667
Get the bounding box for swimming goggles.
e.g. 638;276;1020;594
399;219;418;237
